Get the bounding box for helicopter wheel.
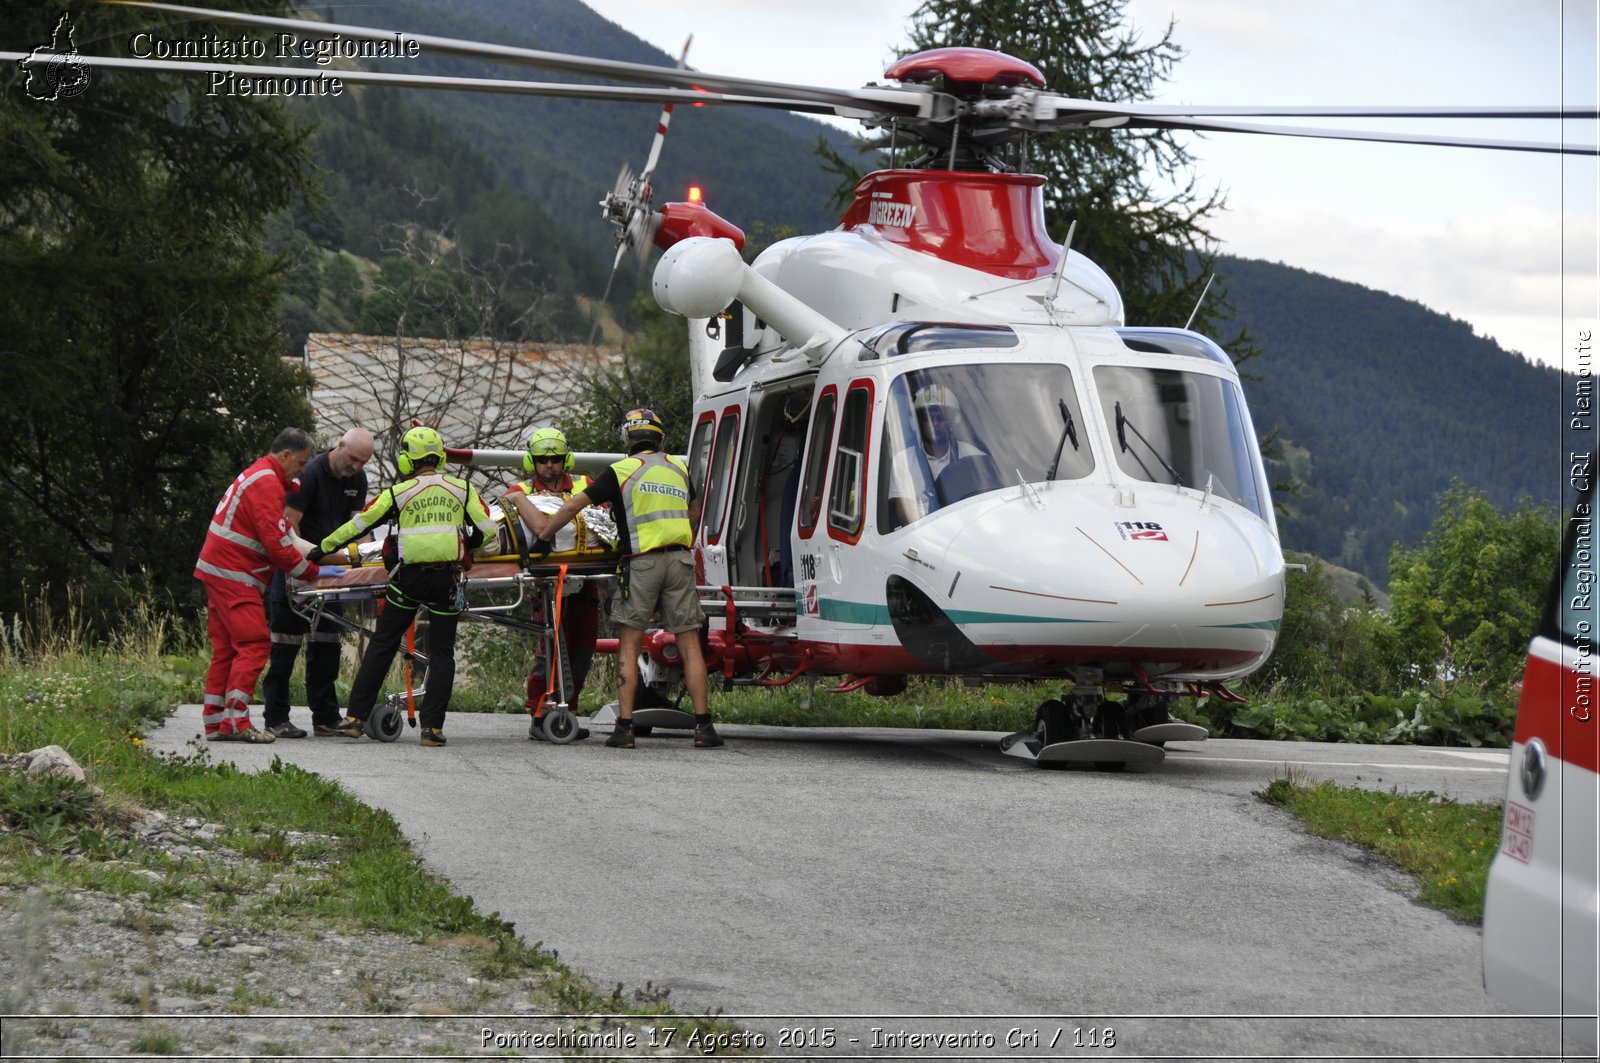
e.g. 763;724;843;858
367;703;404;743
1032;699;1078;768
539;708;579;745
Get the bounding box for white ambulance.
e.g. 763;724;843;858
1482;480;1599;1051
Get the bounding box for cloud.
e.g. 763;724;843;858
1218;200;1595;365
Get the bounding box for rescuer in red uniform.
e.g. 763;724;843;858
194;428;346;742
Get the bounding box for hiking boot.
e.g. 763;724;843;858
420;727;446;747
234;726;276;744
604;722;635;749
693;724;724;749
331;716;365;739
267;722;308;739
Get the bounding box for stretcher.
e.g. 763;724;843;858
289;501;620;743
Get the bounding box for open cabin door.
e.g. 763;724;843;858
722;379;813;590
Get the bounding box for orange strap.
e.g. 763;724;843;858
551;563;568;698
403;620;418;723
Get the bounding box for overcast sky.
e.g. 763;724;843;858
580;0;1598;372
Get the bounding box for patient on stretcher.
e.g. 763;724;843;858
306;496;617;572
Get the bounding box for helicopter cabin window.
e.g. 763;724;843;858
1092;366;1269;521
827;383;872;540
878;363;1092;531
859;321;1021;360
798;389;838;537
699;410;741;545
686;413;715;499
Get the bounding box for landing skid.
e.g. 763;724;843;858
1130;721;1209;744
1000;686;1211;769
590;701;696;734
1000;732;1165;766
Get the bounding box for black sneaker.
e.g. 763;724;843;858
267;722;308;739
420;727;446;747
528;715;546;741
693;724;724;749
312;721;346;737
604;723;635;749
331;716;365;739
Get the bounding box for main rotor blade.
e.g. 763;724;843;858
106;0;930;118
1115;113;1599;155
1038;97;1597;122
1;50;835;112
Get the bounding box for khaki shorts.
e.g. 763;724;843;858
611;550;705;632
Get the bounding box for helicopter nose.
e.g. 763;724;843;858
885;486;1283;677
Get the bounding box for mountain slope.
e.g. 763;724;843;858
1221;255;1563;583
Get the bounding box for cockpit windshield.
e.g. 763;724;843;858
1092;365;1269;520
878;363;1093;531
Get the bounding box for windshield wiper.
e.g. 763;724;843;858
1114;401;1184;487
1045;398;1079;481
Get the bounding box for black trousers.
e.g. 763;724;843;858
262;569;345;728
346;565;462;731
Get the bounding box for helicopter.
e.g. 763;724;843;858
15;2;1594;768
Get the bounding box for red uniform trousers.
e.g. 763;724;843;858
200;578;272;737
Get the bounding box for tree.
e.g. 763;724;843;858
558;294;694;456
0;1;317;625
1386;482;1561;693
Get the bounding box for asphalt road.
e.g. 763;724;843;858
151;707;1558;1060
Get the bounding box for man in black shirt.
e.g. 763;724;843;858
262;427;374;737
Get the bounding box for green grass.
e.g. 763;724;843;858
1258;772;1503;922
0;603;757;1051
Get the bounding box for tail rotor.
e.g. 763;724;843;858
589;34;692;346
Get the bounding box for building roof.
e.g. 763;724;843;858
303;333;621;469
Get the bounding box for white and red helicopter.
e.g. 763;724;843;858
16;3;1594;767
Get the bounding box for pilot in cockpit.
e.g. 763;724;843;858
886;382;994;529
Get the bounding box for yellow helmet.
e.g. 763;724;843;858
397;425;445;476
524;427;574;474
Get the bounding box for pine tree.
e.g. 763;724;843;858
903;0;1237;338
0;1;318;624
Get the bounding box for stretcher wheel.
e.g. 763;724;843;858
540;708;579;745
367;703;403;743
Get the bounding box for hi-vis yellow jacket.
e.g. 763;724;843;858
611;453;692;553
321;473;497;564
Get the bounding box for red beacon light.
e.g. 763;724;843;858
652;184;745;253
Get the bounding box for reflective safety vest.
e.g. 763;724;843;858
611;452;692;554
321;472;497;564
195;453;319;592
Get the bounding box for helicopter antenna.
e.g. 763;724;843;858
1183;273;1216;331
1043;220;1077;307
